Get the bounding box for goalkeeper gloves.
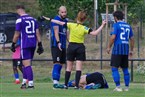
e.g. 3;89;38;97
10;42;16;52
37;42;44;55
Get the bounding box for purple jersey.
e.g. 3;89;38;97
15;14;38;48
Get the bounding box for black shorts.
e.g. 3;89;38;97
110;54;128;68
86;72;108;88
12;59;23;67
67;43;86;61
51;47;66;64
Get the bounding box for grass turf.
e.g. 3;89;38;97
0;83;144;97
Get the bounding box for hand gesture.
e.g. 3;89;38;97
102;20;107;26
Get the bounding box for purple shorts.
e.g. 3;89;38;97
21;47;36;60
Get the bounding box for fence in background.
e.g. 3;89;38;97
0;58;145;82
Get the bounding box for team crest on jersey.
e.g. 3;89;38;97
63;28;67;33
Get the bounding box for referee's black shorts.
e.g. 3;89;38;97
67;42;86;61
110;54;128;68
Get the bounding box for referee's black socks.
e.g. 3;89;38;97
65;71;71;87
75;70;81;88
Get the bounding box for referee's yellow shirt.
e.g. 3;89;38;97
67;23;90;43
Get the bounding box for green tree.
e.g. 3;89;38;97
38;0;145;26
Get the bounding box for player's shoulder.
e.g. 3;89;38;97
16;18;22;24
119;22;131;28
67;22;76;26
54;15;60;20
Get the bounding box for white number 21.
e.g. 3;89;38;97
25;20;35;34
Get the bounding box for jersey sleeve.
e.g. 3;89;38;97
110;23;117;35
34;19;39;29
51;16;60;27
15;18;22;31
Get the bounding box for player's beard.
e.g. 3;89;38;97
60;15;66;19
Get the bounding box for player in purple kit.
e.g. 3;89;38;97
11;5;44;89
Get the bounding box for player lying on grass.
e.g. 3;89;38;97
54;72;109;90
68;72;109;90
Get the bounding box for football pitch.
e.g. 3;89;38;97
0;83;144;97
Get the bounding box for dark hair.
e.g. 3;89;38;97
113;11;124;20
16;5;25;10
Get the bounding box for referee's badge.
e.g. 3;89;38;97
84;26;89;30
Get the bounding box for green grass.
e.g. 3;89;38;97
0;83;145;97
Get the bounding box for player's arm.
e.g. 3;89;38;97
106;24;117;54
129;36;134;57
53;26;60;43
36;29;41;43
53;25;62;51
42;16;65;26
36;28;44;55
89;20;106;36
83;83;95;89
79;75;87;89
11;18;21;52
107;34;116;54
12;31;20;43
10;31;20;52
130;37;134;51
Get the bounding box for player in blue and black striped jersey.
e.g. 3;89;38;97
50;6;68;88
107;11;134;92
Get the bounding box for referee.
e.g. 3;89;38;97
43;10;106;89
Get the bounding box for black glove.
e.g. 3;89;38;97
10;42;16;52
37;42;44;55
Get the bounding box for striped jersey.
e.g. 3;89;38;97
50;16;67;48
110;21;134;55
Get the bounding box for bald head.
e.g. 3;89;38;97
59;6;66;11
58;6;67;19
